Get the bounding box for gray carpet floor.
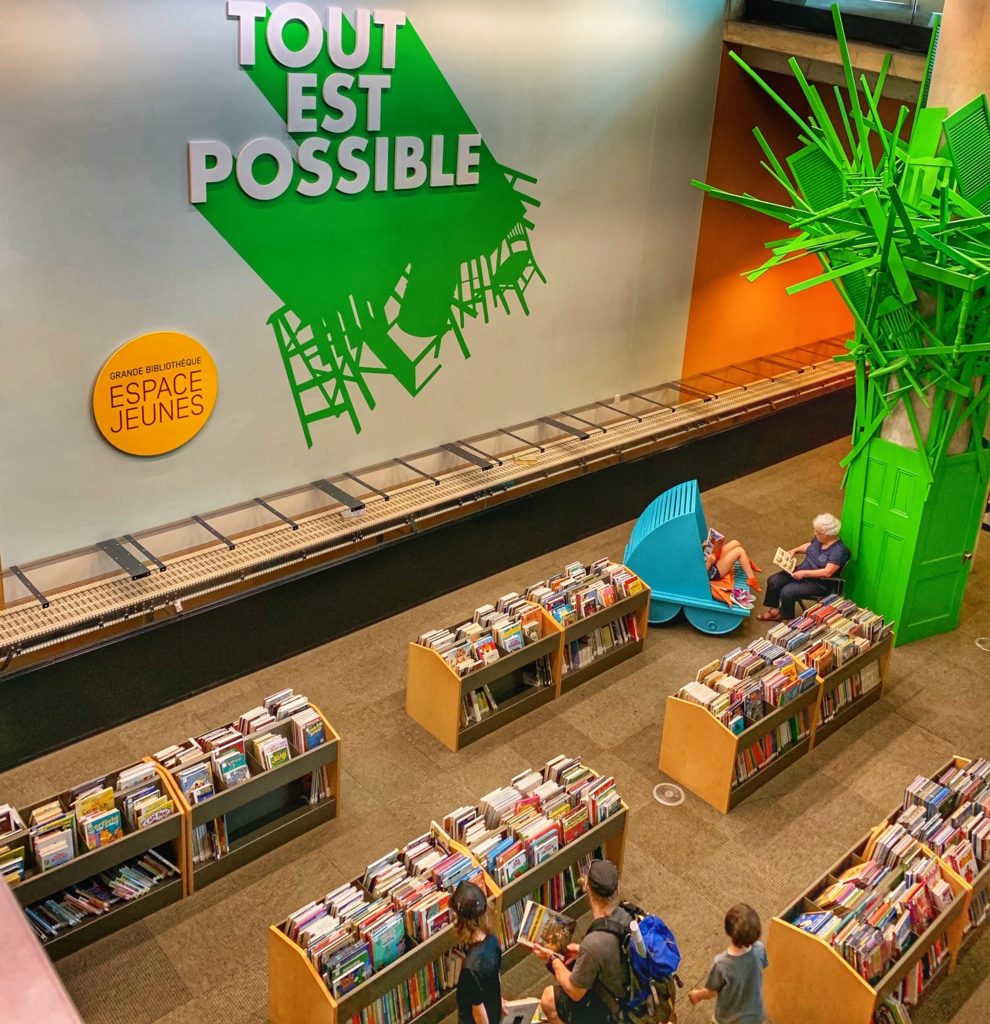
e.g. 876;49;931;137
3;438;988;1024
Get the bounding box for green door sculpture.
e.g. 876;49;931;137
694;5;990;645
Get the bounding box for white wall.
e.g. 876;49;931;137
0;0;724;566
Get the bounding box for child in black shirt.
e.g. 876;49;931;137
453;880;505;1024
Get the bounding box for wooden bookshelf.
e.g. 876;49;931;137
659;634;892;812
763;761;979;1024
558;589;650;696
407;577;651;753
269;798;628;1024
11;761;185;960
812;634;893;745
407;608;563;752
159;704;340;895
938;756;990;959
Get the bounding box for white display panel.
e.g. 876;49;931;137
0;0;723;565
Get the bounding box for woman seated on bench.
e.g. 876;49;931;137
705;537;760;591
758;513;850;622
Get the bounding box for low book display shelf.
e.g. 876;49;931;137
763;756;990;1024
659;596;892;812
152;697;340;894
407;560;650;752
7;761;187;959
269;756;628;1024
0;691;340;958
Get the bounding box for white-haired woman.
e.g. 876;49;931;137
757;513;850;622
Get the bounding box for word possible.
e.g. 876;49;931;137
188;3;481;204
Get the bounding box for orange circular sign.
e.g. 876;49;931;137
93;332;218;456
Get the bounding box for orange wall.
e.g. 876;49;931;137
682;48;860;377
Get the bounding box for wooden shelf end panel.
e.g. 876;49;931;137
269;924;338;1024
764;918;877;1024
406;642;462;752
658;696;735;814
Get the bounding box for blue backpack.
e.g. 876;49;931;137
587;902;683;1024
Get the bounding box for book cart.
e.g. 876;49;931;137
763;755;989;1024
407;585;650;752
268;803;628;1024
659;633;892;813
10;761;187;959
156;704;340;894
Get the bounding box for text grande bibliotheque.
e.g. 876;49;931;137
188;3;482;205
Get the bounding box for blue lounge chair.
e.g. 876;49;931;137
623;480;752;635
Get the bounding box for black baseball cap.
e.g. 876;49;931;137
451;880;487;917
587;859;619;898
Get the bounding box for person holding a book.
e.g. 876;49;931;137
532;860;631;1024
688;903;768;1024
704;533;761;591
452;880;505;1024
757;513;850;622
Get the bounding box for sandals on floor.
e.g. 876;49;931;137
756;610;780;622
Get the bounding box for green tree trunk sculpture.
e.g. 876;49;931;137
693;6;990;645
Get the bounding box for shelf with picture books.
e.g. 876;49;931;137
407;559;650;752
268;755;628;1024
659;595;893;812
0;760;186;959
152;688;339;893
763;755;990;1024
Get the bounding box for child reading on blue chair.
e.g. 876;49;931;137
703;530;761;592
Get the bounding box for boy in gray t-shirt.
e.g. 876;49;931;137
689;904;768;1024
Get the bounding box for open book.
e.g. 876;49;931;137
703;528;724;560
517;899;576;953
773;547;798;574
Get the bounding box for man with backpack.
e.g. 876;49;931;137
532;860;681;1024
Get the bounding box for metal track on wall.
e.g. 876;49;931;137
0;340;852;664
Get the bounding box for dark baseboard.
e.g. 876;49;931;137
0;388;854;770
743;0;933;55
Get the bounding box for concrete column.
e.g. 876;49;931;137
929;0;990;112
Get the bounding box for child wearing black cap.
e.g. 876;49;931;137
533;859;630;1024
452;880;505;1024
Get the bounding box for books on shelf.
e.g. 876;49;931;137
154;690;333;863
675;597;889;788
0;804;27;886
18;765;178;877
251;733;292;771
526;558;643;629
28;803;78;872
765;595;892;669
791;836;952;992
22;849;179;943
562;612;640;675
291;707;327;751
278;754;622;1018
282;827;480;1002
417;592;548;679
896;758;990;929
418;559;646;683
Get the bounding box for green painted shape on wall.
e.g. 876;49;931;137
194;12;543;444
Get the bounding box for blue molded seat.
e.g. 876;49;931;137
623;479;750;634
